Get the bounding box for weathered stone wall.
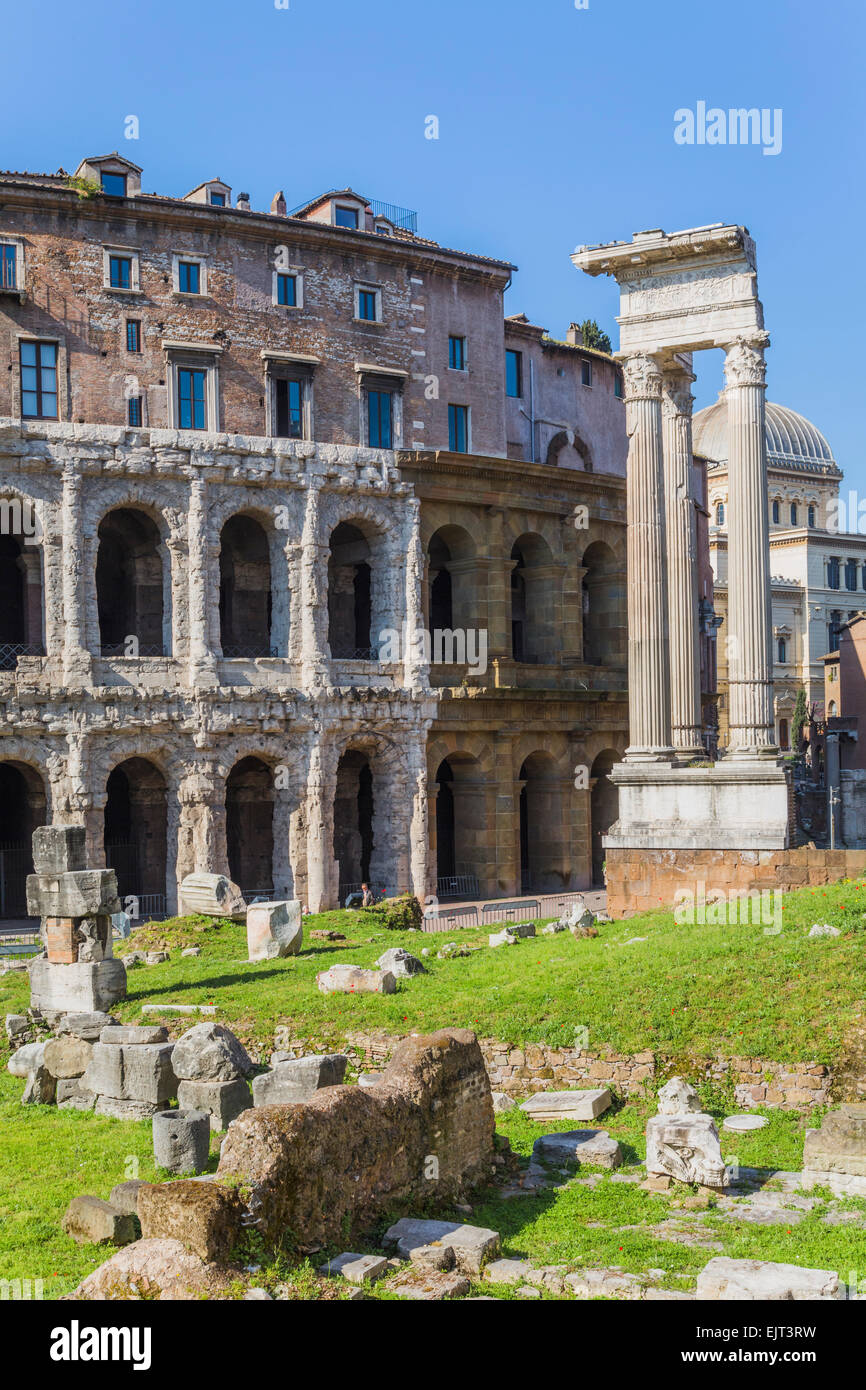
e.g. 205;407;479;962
139;1029;496;1254
604;845;866;919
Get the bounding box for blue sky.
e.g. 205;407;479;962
2;0;863;476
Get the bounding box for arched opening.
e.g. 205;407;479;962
219;514;272;657
96;508;165;657
582;540;625;666
778;718;790;751
0;530;42;669
104;758;168;914
226;757;274;899
0;761;46;919
546;428;593;472
329;523;372;659
519;751;565;893
590;749;621;886
434;755;485;899
334;749;374;900
510;533;556;664
427;525;478;660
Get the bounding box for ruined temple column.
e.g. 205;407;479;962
621;354;674;760
661;364;704;760
406;730;430;902
722;337;777;758
305;734;338;912
61;465;92;685
403;498;430;693
187;473;217;688
299;481;330;688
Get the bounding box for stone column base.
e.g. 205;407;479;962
605;760;792;851
29;958;127;1021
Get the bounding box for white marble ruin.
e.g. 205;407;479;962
573;225;790;848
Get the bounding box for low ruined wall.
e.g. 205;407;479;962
140;1029;495;1255
604;846;866;920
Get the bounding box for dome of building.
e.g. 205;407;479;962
693;396;839;474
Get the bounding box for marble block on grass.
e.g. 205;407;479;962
520;1088;612;1122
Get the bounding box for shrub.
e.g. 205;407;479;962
364;893;423;931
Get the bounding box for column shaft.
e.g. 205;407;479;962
662;368;703;758
187;474;217;687
61;466;91;684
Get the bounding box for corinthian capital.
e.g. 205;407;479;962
622;353;664;402
723;336;768;388
661;369;695;418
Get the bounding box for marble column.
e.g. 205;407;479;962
187;473;217;688
662;364;704;759
406;730;430;901
61;466;91;685
621;353;673;761
305;734;337;912
723;337;777;758
299;481;330;688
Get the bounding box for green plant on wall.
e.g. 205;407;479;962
65;175;102;200
792;686;808;749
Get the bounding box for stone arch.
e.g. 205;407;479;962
427;523;478;644
95;506;168;656
226;755;275;898
327;515;391;660
219;513;273;657
582;539;625;665
0;516;43;668
518;749;568;892
104;756;168;912
0;759;47;918
432;750;490;900
546;428;593;472
510;531;557;663
590;748;621;886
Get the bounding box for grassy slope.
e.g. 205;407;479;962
1;879;864;1298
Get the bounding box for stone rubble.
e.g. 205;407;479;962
316;963;396;994
246;899;303;961
519;1087;612;1122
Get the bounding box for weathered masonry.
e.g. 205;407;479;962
0;152;631;915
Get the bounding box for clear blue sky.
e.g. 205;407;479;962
3;0;863;475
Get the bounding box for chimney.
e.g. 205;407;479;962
270;189;287;216
566;323;583;346
236;192;251;211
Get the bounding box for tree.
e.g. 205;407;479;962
577;319;612;354
792;686;808;750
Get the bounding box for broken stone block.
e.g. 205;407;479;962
62;1195;135;1247
645;1113;729;1188
77;916;114;963
58;1011;118;1041
22;1066;56;1104
388;1270;471;1300
57;1081;96;1110
171;1023;253;1081
153;1108;211;1175
7;1041;46;1076
43;1035;93;1079
318;1252;390;1284
109;1180;154;1217
94;1096;169;1119
533;1128;623;1169
316;963;396;995
802;1103;866;1195
29;958;127;1020
657;1077;702;1114
376;947;426;978
177;1077;252;1131
808;923;840;938
246;899;303;961
100;1024;169;1045
490;922;535;946
4;1013;30;1040
27;869;120;920
180;872;246;920
484;1257;533;1284
251;1054;348;1106
383;1218;500;1275
138;1181;244;1263
520;1088;612;1122
559;898;596;933
32;825;87;875
82;1041;177;1104
492;1091;516;1114
71;1237;235;1301
181;947;201;958
696;1256;843;1301
145;952;169;965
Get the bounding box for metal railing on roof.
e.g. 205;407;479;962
287;196;417;234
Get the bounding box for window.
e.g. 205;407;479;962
101;171;127;197
808;504;816;528
448;404;469;453
772;499;780;524
367;389;393;448
581;358;592;387
790;502;798;526
448;336;466;371
1;243;17;290
506;349;522;398
178;260;201;295
276;273;297;307
177;368;207;429
209;191;226;207
356;287;379;322
862;563;866;591
335;205;359;229
828;557;841;590
846;559;858;591
777;637;787;663
126;319;141;353
20;341;58;419
614;373;623;399
715;502;725;526
127;395;143;427
274;378;304;438
829;611;842;650
109;255;133;289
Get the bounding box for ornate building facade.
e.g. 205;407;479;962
0;152;629;917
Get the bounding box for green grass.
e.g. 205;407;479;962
2;878;865;1299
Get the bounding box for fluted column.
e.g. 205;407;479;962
305;734;338;912
622;353;673;760
299;481;330;688
61;465;92;685
187;473;217;688
662;365;703;759
723;336;777;758
406;730;430;901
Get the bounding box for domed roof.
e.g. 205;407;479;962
693;396;839;475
